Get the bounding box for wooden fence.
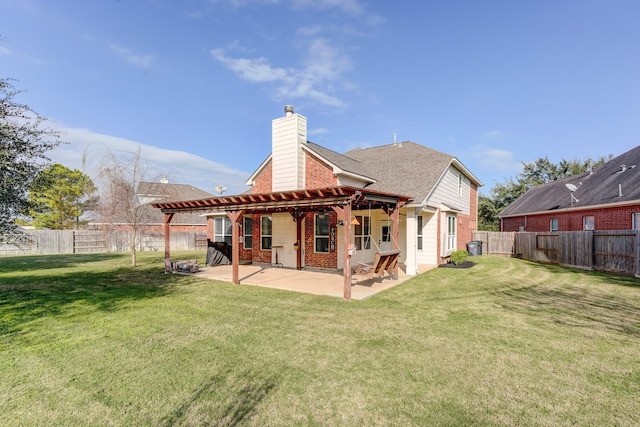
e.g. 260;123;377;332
472;230;640;277
471;231;516;256
513;230;640;277
0;230;208;256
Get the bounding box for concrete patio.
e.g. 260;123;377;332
187;263;435;300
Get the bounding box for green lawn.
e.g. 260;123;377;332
1;252;639;426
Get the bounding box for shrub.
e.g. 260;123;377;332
450;250;468;265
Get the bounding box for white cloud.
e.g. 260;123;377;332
210;49;288;82
290;0;364;15
308;127;329;136
211;39;351;107
481;130;506;140
469;146;521;173
49;124;250;195
108;43;155;68
0;45;12;55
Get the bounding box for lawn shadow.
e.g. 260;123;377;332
0;265;178;339
162;367;278;427
0;252;128;272
496;264;640;338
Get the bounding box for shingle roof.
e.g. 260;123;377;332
92;182;214;226
499;145;640;217
136;182;214;224
342;142;458;202
137;181;214;203
305;142;375;181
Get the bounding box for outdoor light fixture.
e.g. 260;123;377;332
351;217;360;226
318;209;326;219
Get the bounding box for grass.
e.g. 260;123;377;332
1;252;639;426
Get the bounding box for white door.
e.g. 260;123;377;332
379;222;392;251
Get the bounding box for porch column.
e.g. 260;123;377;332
405;208;417;275
163;212;174;273
227;210;244;285
390;205;400;277
332;203;352;300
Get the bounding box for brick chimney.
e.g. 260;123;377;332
271;105;307;191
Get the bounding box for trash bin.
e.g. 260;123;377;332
466;240;482;256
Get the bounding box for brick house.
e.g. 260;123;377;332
90;180;212;233
499;145;640;232
154;106;481;297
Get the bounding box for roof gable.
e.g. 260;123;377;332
344;142;480;202
304;142;376;182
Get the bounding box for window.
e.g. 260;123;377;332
446;215;456;251
583;216;594;231
243;216;253;248
633;213;640;230
381;225;391;243
550;218;558;232
315;213;330;253
458;173;463;197
261;215;272;250
214;217;232;245
353;215;371;250
417;215;424;250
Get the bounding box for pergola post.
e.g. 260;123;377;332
163;212;174;273
227;210;244;284
332;203;352;300
291;210;306;270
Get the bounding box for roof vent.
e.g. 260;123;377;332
284;105;294;116
614;164;635;174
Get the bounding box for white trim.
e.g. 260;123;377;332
314;213;330;253
245;155;273;187
301;145;376;184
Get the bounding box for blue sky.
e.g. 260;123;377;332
2;0;639;196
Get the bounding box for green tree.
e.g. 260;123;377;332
29;163;98;229
0;78;62;243
479;154;612;231
478;194;499;231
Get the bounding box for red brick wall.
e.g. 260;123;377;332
206;217;214;240
305;151;337;188
252;161;273;194
303;211;338;269
501;204;640;232
252;214;272;263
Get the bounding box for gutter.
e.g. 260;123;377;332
499;198;640;219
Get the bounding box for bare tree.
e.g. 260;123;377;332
86;146;163;266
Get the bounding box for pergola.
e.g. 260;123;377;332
152;186;410;300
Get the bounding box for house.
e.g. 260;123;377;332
499;145;640;232
154;106;482;298
90;180;213;233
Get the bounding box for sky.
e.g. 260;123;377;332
2;0;639;196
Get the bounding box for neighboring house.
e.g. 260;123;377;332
499;145;640;232
89;180;213;233
155;106;481;278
